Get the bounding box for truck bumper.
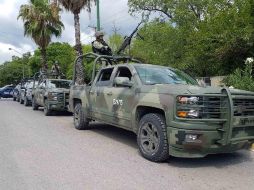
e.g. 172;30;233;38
167;126;254;158
26;96;32;102
48;101;68;112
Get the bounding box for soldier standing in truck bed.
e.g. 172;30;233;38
92;31;112;56
51;61;61;78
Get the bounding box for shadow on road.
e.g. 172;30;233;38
168;151;253;168
37;108;73;116
88;123;253;168
89;123;137;149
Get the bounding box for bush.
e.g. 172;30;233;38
224;58;254;91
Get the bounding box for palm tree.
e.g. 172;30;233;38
18;0;64;68
59;0;95;85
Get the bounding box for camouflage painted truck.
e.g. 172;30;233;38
69;53;254;162
32;72;72;116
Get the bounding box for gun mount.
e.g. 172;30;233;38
117;21;143;55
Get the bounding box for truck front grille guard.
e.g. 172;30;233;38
176;89;254;145
176;94;228;122
212;89;254;145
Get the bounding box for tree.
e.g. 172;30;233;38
129;0;254;77
18;0;64;68
58;0;95;85
131;21;184;67
224;58;254;91
46;42;76;77
0;59;28;86
109;34;124;54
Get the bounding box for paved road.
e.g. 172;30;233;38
0;99;254;190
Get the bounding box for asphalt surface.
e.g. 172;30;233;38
0;99;254;190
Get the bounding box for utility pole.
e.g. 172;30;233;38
112;22;120;35
96;0;101;31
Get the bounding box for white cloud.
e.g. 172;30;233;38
0;41;34;63
0;0;16;19
0;0;141;64
81;30;96;44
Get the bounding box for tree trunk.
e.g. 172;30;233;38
74;13;85;85
41;47;47;72
52;0;58;6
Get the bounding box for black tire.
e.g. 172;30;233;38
137;113;169;162
74;103;89;130
24;97;29;107
20;98;24;104
32;98;39;110
13;97;16;101
44;100;51;116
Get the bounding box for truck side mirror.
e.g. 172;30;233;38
114;77;133;88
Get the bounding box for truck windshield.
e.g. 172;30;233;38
48;80;71;89
27;81;36;89
135;66;198;85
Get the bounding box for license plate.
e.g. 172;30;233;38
233;117;254;126
239;118;254;126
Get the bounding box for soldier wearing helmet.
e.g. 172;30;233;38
92;31;112;56
51;61;61;78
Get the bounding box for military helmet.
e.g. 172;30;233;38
95;31;104;38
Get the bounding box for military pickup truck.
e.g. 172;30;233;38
69;53;254;162
19;78;34;105
20;80;38;106
32;73;71;116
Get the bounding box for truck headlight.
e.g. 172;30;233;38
176;96;201;118
177;110;200;118
177;96;200;104
48;92;58;100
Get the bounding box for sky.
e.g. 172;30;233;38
0;0;141;64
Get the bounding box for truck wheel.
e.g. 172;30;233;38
137;113;169;162
20;98;24;104
24;97;29;107
13;97;16;101
44;100;51;116
32;98;39;110
74;103;89;130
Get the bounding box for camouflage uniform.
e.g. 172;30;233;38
92;31;112;56
51;62;61;78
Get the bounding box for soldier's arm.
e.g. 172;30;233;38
93;41;104;49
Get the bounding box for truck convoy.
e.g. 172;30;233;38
69;53;254;162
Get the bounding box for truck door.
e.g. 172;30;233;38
109;66;136;129
90;67;115;123
38;80;46;105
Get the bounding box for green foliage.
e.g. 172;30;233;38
0;42;82;86
46;42;76;76
0;57;30;86
131;21;183;68
18;0;64;65
109;33;124;54
224;61;254;91
66;44;93;81
129;0;254;77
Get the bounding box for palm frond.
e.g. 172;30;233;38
59;0;95;14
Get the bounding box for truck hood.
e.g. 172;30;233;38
49;88;70;93
140;84;254;96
